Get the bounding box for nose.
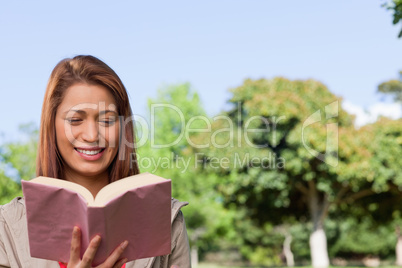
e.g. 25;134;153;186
81;120;99;144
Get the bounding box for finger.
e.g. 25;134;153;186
100;240;128;267
69;226;82;265
81;235;102;266
112;257;128;268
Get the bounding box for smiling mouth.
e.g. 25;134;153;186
75;148;105;155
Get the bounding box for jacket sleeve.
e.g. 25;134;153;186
0;206;11;268
167;210;191;267
0;232;11;268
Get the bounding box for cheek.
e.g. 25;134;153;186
55;119;75;147
103;125;120;149
55;119;66;147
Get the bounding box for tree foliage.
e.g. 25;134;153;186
193;77;402;265
378;71;402;103
137;83;235;256
0;123;38;204
331;216;396;258
383;0;402;38
0;172;22;205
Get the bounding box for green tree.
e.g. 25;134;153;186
352;118;402;264
330;216;395;259
377;72;402;264
0;123;38;204
383;0;402;38
194;77;399;267
137;83;235;264
0;171;22;205
378;71;402;104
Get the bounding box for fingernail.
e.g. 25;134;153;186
121;240;129;249
94;235;101;244
73;226;80;234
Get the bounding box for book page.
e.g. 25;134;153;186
29;176;95;204
93;172;169;207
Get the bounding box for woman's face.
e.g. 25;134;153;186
55;83;120;180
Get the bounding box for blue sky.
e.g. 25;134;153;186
0;0;401;141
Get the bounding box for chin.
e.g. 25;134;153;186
76;166;108;178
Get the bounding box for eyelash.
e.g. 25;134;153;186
66;118;82;124
66;118;116;125
99;120;116;125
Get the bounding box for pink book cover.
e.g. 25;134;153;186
21;178;171;266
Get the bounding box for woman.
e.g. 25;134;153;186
0;55;191;268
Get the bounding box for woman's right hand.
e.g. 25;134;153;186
67;226;128;268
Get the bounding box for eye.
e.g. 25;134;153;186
66;118;82;124
99;118;116;126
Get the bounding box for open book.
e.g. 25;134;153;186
21;172;171;265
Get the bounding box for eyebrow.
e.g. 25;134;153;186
99;110;118;116
63;109;118;116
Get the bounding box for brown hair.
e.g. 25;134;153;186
36;55;139;182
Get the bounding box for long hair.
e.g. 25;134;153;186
36;55;139;182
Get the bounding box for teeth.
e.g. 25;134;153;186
76;149;102;155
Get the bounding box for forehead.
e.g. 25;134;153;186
58;83;117;112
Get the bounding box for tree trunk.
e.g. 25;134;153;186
396;226;402;266
310;226;330;268
191;246;199;267
307;180;330;268
283;234;294;267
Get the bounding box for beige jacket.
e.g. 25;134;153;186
0;197;191;268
